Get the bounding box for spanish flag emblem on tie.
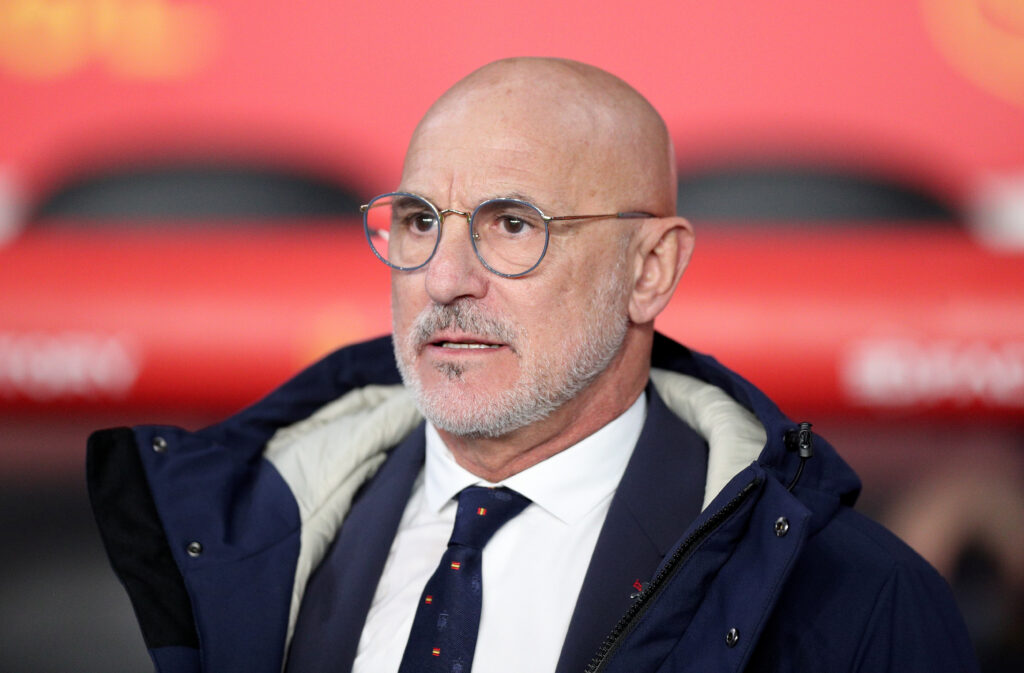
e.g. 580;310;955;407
450;561;461;570
477;507;487;516
432;648;441;657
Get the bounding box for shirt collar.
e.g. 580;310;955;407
424;393;647;524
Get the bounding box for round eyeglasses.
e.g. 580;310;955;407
360;192;651;278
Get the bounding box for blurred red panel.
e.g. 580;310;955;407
1;222;1021;419
1;0;1022;205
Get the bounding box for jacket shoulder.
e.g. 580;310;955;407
750;506;978;672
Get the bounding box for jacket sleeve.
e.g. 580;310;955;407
87;428;201;673
851;559;979;673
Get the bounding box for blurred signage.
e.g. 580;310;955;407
842;338;1024;409
0;0;219;79
0;331;140;401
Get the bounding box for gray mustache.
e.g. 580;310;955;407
412;302;519;347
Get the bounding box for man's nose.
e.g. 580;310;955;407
423;213;489;304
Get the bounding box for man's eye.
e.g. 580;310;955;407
499;216;527;234
409;213;437;232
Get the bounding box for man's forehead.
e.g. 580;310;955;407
399;146;580;213
401;95;593;208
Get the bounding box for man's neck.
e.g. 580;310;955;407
436;336;651;482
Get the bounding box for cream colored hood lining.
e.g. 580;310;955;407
649;368;767;509
264;384;423;653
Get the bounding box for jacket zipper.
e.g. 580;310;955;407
584;477;760;673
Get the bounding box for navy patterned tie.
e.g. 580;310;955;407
397;486;531;673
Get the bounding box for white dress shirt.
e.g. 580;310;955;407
352;393;647;673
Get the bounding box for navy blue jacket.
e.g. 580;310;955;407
87;333;978;672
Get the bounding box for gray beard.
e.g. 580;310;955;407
393;264;630;439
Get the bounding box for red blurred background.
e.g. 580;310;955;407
1;1;1022;670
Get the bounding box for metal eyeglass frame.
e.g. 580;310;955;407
360;191;653;278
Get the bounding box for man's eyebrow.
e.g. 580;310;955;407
393;194;439;210
501;191;535;202
496;191;554;209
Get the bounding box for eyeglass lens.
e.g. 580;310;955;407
364;194;548;276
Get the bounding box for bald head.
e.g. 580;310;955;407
403;58;677;217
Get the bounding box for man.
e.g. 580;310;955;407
88;58;977;673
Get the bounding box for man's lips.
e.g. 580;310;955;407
423;333;507;351
436;342;502;349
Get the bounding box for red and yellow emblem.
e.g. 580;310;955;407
477;507;487;516
424;595;433;604
450;561;461;570
922;0;1024;107
432;648;441;657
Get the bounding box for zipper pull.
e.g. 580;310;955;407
785;421;814;458
784;422;814;491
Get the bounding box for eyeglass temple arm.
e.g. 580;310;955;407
547;211;655;222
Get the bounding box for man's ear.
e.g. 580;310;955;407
628;217;694;324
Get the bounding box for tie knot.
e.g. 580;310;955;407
449;486;530;550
